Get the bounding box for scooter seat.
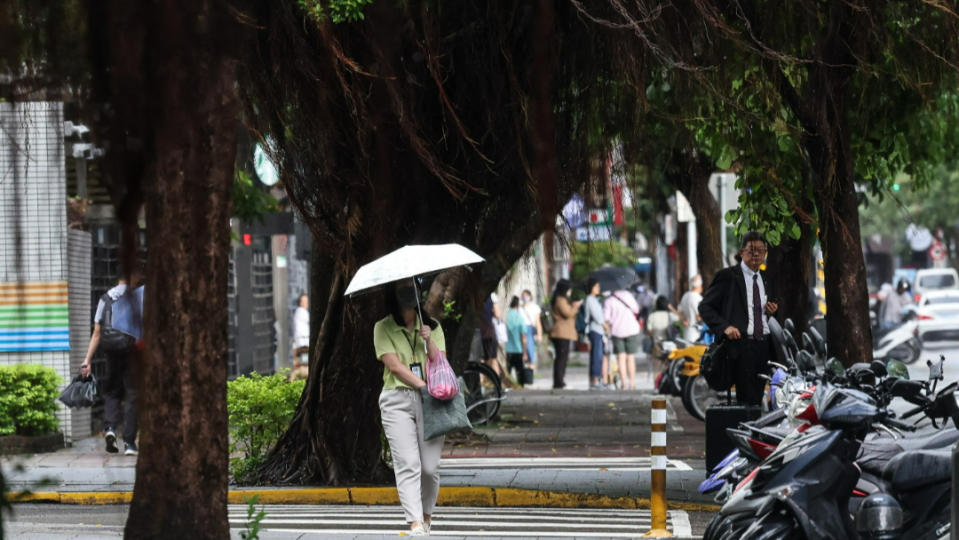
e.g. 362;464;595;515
881;449;952;492
858;427;959;474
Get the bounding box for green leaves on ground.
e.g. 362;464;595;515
227;372;305;484
0;364;61;436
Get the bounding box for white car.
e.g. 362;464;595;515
912;268;959;303
914;290;959;344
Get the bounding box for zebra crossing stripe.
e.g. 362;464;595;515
227;505;693;537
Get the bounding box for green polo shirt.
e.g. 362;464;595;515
373;315;447;390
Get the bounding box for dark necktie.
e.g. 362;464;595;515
753;274;763;338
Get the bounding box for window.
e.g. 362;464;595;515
919;274;956;288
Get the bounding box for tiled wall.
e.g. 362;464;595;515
0;102;79;443
67;229;92;440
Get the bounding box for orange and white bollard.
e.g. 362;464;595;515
644;397;671;537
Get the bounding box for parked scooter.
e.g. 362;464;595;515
874;315;922;365
700;316;952;507
704;358;959;539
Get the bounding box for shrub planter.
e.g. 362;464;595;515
0;432;64;455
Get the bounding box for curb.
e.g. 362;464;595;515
12;486;721;512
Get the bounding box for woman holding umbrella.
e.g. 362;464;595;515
373;283;447;536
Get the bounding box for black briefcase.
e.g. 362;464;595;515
521;366;534;386
705;404;762;473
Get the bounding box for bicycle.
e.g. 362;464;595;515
462;360;504;425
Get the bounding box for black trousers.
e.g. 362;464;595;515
506;353;525;386
551;338;571;389
733;337;770;406
102;351;138;445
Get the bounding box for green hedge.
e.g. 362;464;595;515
0;364;62;436
227;372;305;484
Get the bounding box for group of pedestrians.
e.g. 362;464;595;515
548;278;647;390
479;290;543;386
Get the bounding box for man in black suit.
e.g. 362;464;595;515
699;231;778;405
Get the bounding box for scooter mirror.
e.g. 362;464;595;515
784;318;795;334
808;326;827;357
797;350;816;372
927;357;944;382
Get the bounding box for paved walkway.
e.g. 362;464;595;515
3;356;713;537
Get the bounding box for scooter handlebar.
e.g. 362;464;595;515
880;416;917;432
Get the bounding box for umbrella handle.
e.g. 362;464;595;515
412;279;429;356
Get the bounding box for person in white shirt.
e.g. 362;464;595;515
80;276;140;456
292;295;310;377
678;274;704;342
519;290;542;369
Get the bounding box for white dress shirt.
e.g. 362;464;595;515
740;261;769;336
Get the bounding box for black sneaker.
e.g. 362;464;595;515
124;442;138;456
105;429;118;453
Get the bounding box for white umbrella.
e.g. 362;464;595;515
344;244;485;297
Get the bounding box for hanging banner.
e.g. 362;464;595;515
0;282;70;352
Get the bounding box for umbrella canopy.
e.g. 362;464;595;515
588;266;638;293
344;244;485;296
111;285;144;340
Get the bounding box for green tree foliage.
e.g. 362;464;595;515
233;170;279;223
0;364;61;436
569;241;634;282
297;0;373;24
227;372;305;484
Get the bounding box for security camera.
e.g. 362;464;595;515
71;143;93;158
63;121;90;138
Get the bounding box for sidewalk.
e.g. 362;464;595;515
3;355;712;512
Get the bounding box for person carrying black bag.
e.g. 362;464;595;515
698;231;778;406
80;274;140;456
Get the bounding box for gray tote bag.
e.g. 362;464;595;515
419;377;472;440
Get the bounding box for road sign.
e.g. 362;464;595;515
587;208;610;225
930;240;946;262
576;225;612;242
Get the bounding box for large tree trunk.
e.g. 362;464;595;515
801;10;871;367
766;225;813;334
671;149;723;285
93;2;244;538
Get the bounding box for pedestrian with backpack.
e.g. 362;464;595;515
80;275;140;456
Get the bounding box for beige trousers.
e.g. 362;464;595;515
379;387;445;523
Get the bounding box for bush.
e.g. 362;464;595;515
227;372;305;484
0;364;62;436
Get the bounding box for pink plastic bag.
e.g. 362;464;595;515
427;350;460;400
